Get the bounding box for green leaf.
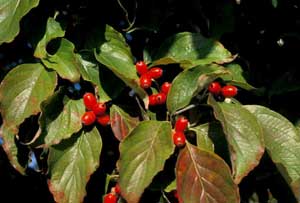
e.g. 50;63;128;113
272;0;278;8
190;124;215;152
221;63;256;90
36;92;85;147
110;105;139;141
167;64;229;115
94;25;148;104
41;39;82;83
77;56;111;102
34;17;65;58
152;32;235;69
176;142;240;203
0;125;26;174
0;0;39;45
119;120;174;203
48;127;102;203
208;95;264;184
244;105;300;199
0;63;57;129
164;179;176;193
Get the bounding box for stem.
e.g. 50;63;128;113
161;191;172;203
116;0;137;32
173;104;200;116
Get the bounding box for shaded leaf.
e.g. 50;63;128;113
0;63;57;129
0;0;39;45
176;142;240;203
0;125;25;174
41;39;82;82
48;127;102;203
244;105;300;199
208;95;264;184
110;105;139;141
119;120;174;203
221;63;256;90
36;92;85;147
190;124;215;152
34;17;65;58
94;25;148;104
167;64;229;115
152;32;234;69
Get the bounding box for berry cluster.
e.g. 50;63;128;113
208;81;238;98
173;116;189;148
135;61;172;106
103;183;121;203
81;93;110;126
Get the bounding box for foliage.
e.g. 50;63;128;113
0;0;300;203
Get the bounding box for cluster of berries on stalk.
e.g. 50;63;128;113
81;93;110;126
135;61;171;106
173;116;189;148
208;81;238;100
103;183;121;203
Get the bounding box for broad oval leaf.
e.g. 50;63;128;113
119;120;174;203
152;32;235;69
94;25;148;104
0;63;57;129
0;124;25;174
48;127;102;203
167;64;229;115
244;105;300;199
110;105;139;141
0;0;39;45
208;95;264;184
41;38;82;82
34;17;65;58
176;142;240;203
221;63;256;90
35;92;85;147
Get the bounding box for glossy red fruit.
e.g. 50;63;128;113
155;93;167;105
175;116;189;132
135;61;148;75
103;193;117;203
81;111;96;125
97;114;111;126
139;74;152;89
148;67;163;79
83;93;97;110
208;82;222;95
149;94;157;106
114;183;121;194
173;131;186;147
161;82;171;94
92;102;106;116
221;85;238;98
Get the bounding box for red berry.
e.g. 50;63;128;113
148;67;163;79
149;94;157;106
114;183;121;195
103;193;117;203
208;82;222;95
173;131;186;147
155;93;166;105
161;82;171;94
139;74;152;89
173;190;179;199
135;61;148;75
81;111;96;126
83;93;97;110
97;114;110;126
92;102;106;116
221;85;238;98
175;116;189;132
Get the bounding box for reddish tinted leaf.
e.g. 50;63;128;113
48;127;102;203
176;142;240;203
110;105;139;141
119;120;174;203
0;125;25;174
